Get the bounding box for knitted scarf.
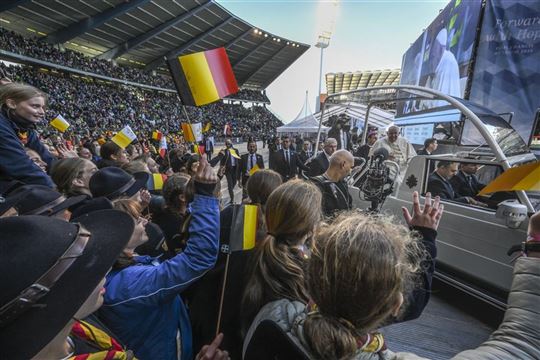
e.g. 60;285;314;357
69;320;136;360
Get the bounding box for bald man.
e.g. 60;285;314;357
311;149;354;217
424;28;460;109
370;126;416;168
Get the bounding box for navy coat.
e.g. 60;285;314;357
0;111;55;190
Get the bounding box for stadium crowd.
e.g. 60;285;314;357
0;62;281;140
1;71;540;360
0;27;271;104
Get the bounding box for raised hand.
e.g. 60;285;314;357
194;154;218;184
56;143;78;158
402;191;444;231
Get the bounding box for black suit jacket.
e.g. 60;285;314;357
417;149;430;155
298;150;313;165
354;144;371;160
328;127;352;150
427;173;468;203
220;148;240;171
306;152;329;177
273;148;307;181
238;153;265;185
449;171;485;198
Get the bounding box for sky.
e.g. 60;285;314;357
217;0;447;123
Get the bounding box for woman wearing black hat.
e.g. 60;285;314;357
98;155;221;360
89;167;151;208
0;83;55;190
0;210;135;359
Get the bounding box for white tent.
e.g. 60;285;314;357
277;94;329;134
315;103;395;129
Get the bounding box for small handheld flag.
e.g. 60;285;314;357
167;47;239;107
111;125;137;149
249;164;260;176
182;123;195;143
50;115;70;132
181;122;203;143
229;204;259;252
229;149;240;160
147;173;168;191
159;136;168;158
152;130;163;141
203;123;211;133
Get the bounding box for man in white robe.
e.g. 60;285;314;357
423;28;461;109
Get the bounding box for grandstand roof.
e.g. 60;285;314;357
0;0;309;89
325;69;400;94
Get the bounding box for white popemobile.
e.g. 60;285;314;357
315;85;539;309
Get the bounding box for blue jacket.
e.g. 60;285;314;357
100;194;220;360
0;111;55;188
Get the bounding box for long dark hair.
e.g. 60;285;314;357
241;180;322;331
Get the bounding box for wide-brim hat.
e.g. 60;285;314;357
0;210;135;359
70;196;113;219
8;185;87;216
90;167;149;200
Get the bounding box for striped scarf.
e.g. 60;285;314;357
69;320;136;360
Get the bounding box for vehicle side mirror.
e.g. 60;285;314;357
496;200;528;229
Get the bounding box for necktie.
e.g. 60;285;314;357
286;151;290;165
250;154;254;169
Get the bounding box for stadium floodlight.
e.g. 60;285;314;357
264;33;268;37
315;32;331;113
253;28;258;33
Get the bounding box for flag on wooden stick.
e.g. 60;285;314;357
181;122;203;143
167;47;239;107
229;204;260;252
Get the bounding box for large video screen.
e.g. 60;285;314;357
397;0;483;117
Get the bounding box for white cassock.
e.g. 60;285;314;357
425;50;461;109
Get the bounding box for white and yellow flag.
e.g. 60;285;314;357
50;115;70;132
111;125;137;149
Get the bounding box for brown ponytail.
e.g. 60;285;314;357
241;180;322;331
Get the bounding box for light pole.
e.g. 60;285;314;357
315;33;330;112
314;32;330;153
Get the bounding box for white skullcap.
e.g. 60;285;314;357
436;28;447;46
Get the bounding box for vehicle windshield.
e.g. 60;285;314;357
461;116;529;157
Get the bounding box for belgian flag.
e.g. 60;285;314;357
147;173;168;191
228;204;260;252
167;47;239;107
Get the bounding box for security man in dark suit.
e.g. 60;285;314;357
328;114;352;151
427;160;485;206
272;135;308;181
298;140;313;165
238;140;265;198
450;162;486;198
220;139;241;204
306;138;337;177
311;149;354;217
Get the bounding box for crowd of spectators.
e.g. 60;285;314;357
226;89;270;103
0;62;282;141
0;27;172;88
0;27;273;104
